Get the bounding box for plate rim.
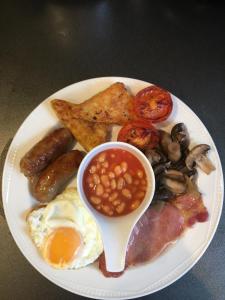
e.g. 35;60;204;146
2;76;224;299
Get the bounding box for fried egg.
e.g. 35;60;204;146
27;187;103;269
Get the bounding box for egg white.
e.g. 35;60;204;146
27;187;103;269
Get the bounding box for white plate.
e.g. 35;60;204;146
2;77;224;299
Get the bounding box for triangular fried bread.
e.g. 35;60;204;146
51;100;109;152
56;82;135;125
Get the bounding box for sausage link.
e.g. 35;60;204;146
20;128;74;177
31;150;84;202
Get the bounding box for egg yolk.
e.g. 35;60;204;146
45;227;81;266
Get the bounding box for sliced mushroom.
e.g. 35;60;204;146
162;169;187;194
185;175;200;199
153;162;171;176
171;123;189;149
159;130;182;162
167;142;182;162
179;166;197;177
159;130;172;154
165;169;186;181
185;144;215;175
162;177;187;194
145;148;167;166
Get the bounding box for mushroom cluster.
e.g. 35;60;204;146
145;123;215;202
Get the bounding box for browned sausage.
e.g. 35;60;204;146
20;128;74;177
30;150;84;203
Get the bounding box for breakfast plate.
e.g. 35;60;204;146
2;77;224;299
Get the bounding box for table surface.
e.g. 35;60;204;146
0;0;225;299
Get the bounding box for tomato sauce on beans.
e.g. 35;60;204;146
83;149;147;217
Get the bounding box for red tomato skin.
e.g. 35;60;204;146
134;85;173;123
117;120;159;149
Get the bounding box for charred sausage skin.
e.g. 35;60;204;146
31;150;84;202
20;128;74;177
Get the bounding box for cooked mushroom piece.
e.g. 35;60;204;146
167;142;182;162
153;162;171;176
179;166;197;177
171;123;190;149
163;177;187;194
165;169;186;181
185;175;200;199
145;148;167;166
162;169;187;194
159;130;172;154
185;144;215;175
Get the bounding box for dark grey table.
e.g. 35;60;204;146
1;1;224;299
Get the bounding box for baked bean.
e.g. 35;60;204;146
98;152;106;162
141;179;146;185
102;193;109;199
101;175;110;187
116;202;125;214
122;188;132;199
108;171;115;179
89;165;97;174
106;188;111;193
89;183;94;188
131;200;140;210
137;170;143;178
96;184;104;196
110;153;116;158
102;161;109;168
117;177;125;190
110;179;116;190
113;200;121;206
102;204;111;214
96;163;101;170
136;191;145;199
121;161;128;172
124;172;132;184
114;165;122;176
100;168;106;174
93;174;100;184
109;192;118;202
90;196;101;204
